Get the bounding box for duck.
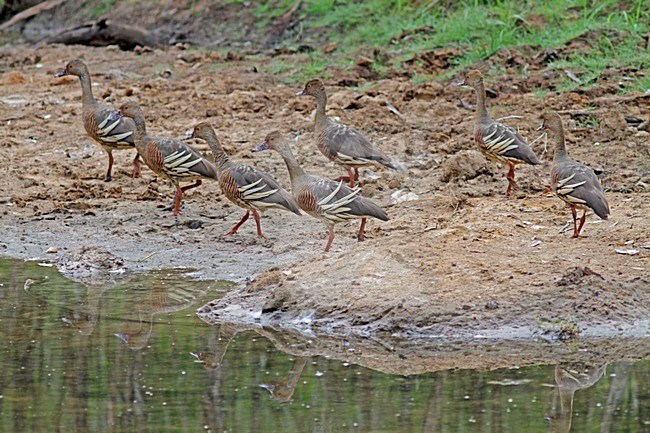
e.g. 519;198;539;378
113;102;218;216
457;70;541;195
296;79;399;188
253;131;389;252
537;112;610;238
188;122;301;239
259;357;308;402
55;59;140;182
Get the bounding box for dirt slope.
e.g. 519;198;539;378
0;42;648;340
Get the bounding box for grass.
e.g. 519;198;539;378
251;0;649;92
89;0;117;18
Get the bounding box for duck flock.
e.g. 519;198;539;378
54;59;610;252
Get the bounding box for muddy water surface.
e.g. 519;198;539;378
0;258;648;433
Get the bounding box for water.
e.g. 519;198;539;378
0;258;648;433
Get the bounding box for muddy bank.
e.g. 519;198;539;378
191;323;650;375
197;191;650;340
1;43;648;341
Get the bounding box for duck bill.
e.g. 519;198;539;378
535;123;546;131
295;89;306;96
114;333;129;343
252;141;269;152
258;383;275;393
55;70;68;78
185;132;195;140
456;81;465;86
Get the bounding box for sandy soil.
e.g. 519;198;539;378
1;42;648;341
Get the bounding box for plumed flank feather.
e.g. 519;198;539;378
92;106;135;148
153;137;218;180
305;177;389;222
553;162;610;220
225;163;301;215
478;122;540;165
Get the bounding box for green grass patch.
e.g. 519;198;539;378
89;0;117;18
249;0;649;92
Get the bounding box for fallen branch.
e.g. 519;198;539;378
0;0;67;31
43;19;160;50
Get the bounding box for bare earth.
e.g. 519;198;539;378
1;43;648;344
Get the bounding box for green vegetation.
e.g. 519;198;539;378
256;0;649;92
89;0;117;18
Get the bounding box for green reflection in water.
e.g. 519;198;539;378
0;258;648;433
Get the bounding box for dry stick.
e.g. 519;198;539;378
529;131;547;154
0;0;67;31
280;1;302;22
494;115;524;122
137;251;160;263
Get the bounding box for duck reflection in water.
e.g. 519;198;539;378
113;276;212;350
547;363;607;433
259;357;308;402
190;323;242;370
189;323;308;402
62;281;121;336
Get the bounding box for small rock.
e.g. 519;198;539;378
615;248;639;255
46;247;58;254
441;150;489;182
391;189;419;204
356;56;373;67
387;178;402;189
323;42;337;53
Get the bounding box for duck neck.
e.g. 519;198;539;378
77;70;97;108
130;113;148;149
277;143;306;187
203;132;229;167
313;90;328;128
550;124;569;162
473;81;490;122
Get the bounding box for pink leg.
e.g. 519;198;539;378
570;206;578;238
171;180;202;216
172;184;183;216
357;218;367;242
334;167;356;188
505;162;516;196
181;179;202;192
575;210;587;238
227;210;250;235
132;153;142;178
324;226;335;252
252;209;265;239
104;151;114;182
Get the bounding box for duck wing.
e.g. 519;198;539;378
477;121;541;165
552;160;610;219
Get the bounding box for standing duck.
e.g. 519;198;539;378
113;102;218;216
296;79;398;188
537;112;610;238
55;59;140;182
253;131;389;252
188;122;301;239
457;70;541;195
